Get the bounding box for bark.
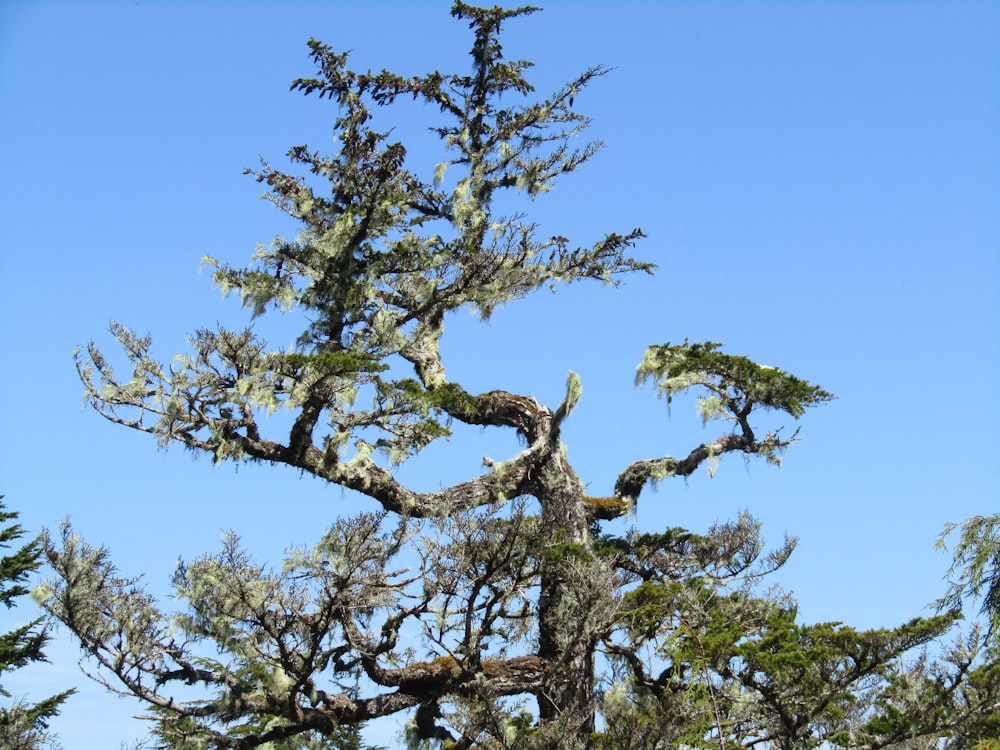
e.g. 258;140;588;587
515;391;601;744
536;472;596;738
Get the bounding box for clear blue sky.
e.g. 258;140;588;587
1;1;998;747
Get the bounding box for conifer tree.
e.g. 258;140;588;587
0;499;73;750
938;514;1000;639
35;4;998;748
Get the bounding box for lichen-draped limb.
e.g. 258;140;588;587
35;508;551;748
606;341;833;510
76;317;588;519
76;324;550;518
614;432;758;504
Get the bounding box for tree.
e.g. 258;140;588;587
33;4;997;748
930;516;1000;750
937;515;1000;639
595;566;998;749
0;499;74;750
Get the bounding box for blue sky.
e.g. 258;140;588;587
1;1;998;747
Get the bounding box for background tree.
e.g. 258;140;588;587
0;499;74;750
592;514;998;750
33;3;996;749
937;515;1000;640
928;515;1000;750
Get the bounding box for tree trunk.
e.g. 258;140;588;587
534;448;599;747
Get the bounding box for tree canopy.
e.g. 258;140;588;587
1;499;74;750
938;515;1000;640
34;4;998;749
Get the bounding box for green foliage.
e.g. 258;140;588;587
598;586;975;749
0;499;74;750
140;703;384;749
637;340;834;420
936;514;1000;638
541;541;593;564
285;351;389;377
591;510;1000;749
182;724;377;749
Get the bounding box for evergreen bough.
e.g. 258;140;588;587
1;499;73;750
